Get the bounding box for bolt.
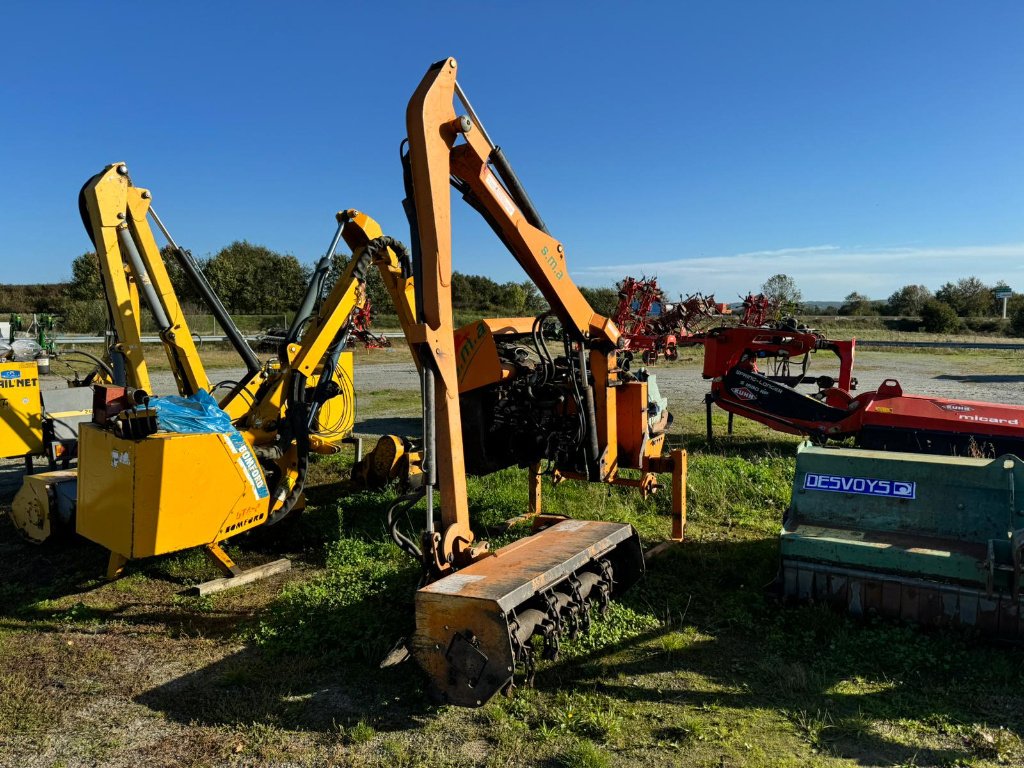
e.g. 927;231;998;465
141;191;151;199
449;59;457;68
116;164;128;175
117;212;126;220
434;644;440;650
458;115;473;133
557;244;564;254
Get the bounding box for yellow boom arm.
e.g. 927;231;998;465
81;163;210;397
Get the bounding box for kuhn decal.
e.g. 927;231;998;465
803;472;916;499
940;403;973;413
730;386;757;401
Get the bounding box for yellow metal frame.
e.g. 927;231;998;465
82;163;210;396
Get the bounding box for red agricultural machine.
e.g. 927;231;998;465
696;320;1024;456
613;276;729;363
738;292;779;327
349;295;391;349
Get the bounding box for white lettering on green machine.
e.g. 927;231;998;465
803;472;916;499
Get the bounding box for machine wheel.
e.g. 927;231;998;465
664;345;678;362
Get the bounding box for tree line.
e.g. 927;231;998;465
4;243;1020;337
759;272;1022;334
5;242;569;332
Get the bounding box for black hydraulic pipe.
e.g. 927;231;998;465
287;220;345;345
149;208;261;377
400;145;426;326
489;146;549;235
578;345;600;479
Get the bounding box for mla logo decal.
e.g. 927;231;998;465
0;370;21;380
730;387;757;402
804;472;916;499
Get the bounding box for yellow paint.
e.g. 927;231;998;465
0;361;43;458
75;423;268;560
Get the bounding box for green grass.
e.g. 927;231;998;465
1;412;1023;765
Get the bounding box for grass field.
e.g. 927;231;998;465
1;412;1023;767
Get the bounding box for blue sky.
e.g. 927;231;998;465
1;2;1022;301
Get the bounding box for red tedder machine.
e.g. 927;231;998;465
738;292;779;327
348;295;392;349
698;320;1024;456
613;276;729;363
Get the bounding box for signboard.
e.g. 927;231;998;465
994;289;1013;299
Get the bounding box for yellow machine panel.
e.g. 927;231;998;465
0;360;43;458
75;423;270;560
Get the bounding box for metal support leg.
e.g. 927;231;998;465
343;436;364;463
671;449;687;541
204;542;243;577
528;462;542;517
106;552;128;580
705;394;714;445
727;412;734;435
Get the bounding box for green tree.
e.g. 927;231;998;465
761;274;802;317
935;276;993;317
838;292;880;316
886;284;932;316
579;286;619;317
520;282;547;313
64;252;104;301
204;241;309;314
329;253;391;312
1010;303;1024;337
158;245;204;306
497;282;527;314
919;299;961;333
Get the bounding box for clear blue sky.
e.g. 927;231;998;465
1;1;1022;301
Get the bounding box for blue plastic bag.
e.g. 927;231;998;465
147;390;270;499
148;389;234;435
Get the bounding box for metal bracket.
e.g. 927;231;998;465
445;631;488;687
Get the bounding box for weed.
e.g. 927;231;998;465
345;720;376;745
172;593;215;613
234;721;290;761
553;739;611;768
790;708;835;752
380;737;412;765
549;697;619;742
250;537;418;663
559;602;660;659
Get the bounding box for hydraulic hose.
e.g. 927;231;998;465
578;345;600;480
148;207;262;377
286;219;346;346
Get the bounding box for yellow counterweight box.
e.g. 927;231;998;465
0;360;43;458
75;422;270;560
